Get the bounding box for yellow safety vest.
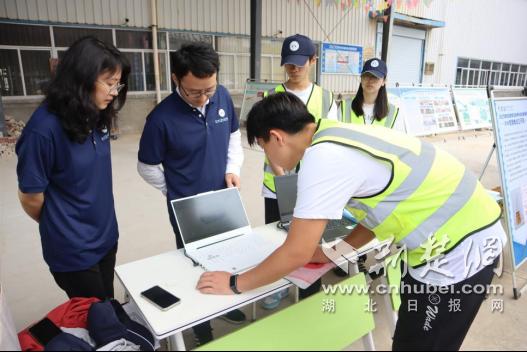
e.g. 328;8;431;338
263;84;333;193
339;98;399;128
312;119;501;267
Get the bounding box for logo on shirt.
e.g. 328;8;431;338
290;41;300;52
101;128;110;141
218;109;226;117
215;117;229;124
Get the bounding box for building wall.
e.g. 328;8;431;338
440;0;527;85
0;0;379;93
2;0;526;131
395;0;446;21
0;0;151;27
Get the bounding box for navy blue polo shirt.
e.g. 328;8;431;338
16;105;118;272
138;85;239;228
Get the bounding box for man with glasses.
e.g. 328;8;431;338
137;42;245;346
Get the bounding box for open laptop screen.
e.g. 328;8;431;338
275;174;298;223
171;188;250;245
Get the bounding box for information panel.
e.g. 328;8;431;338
491;95;527;269
452;88;492;130
321;43;362;75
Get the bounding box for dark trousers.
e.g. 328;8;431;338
393;259;498;351
265;197;322;299
51;245;118;300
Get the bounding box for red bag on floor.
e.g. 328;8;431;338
18;297;100;351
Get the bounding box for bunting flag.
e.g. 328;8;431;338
307;0;433;11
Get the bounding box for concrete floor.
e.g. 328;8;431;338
1;129;526;350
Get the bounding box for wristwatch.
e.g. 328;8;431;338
229;274;242;295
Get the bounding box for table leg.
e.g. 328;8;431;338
168;332;186;351
252;302;257;321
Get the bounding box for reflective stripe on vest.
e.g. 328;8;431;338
312;120;501;267
340;98;398;129
263;84;333;193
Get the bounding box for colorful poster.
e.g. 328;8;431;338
321;43;363;75
452;88;492;130
491;96;527;268
239;81;282;122
395;86;458;136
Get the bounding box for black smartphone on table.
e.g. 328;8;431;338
141;285;181;311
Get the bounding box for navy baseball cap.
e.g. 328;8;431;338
281;34;316;66
362;58;387;78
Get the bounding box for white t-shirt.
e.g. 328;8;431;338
362;103;375;124
262;83;338;199
362;103;406;133
293;142;507;286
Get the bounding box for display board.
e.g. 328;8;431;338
491;90;527;270
239;81;281;122
452;88;492;130
393;86;459;136
321;43;362;75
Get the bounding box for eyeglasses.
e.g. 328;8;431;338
179;83;216;99
96;80;126;95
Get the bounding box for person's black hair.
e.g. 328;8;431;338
351;82;389;121
45;36;130;143
171;42;220;80
246;92;315;146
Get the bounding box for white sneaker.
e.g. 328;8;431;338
261;288;290;310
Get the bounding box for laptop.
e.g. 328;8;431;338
274;174;356;243
171;188;281;274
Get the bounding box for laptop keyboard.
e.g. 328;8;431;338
326;219;351;231
191;234;279;273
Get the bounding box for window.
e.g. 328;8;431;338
214;36;285;91
219;55;235;89
0;23;50;46
1;23;276;96
169;33;213;51
470;60;481;69
455;68;462;85
21;50;51;95
455;57;526;87
0;49;23;96
123;52;144;92
457;58;469;68
53;27;113;47
116;30;166;50
145;52;168;91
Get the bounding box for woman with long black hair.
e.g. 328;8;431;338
16;36;130;299
340;58;401;130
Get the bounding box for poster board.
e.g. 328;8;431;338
490;88;527;270
321;43;362;75
239;80;281;122
394;86;459;137
452;88;492;130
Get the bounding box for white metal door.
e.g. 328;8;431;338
389;26;425;85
